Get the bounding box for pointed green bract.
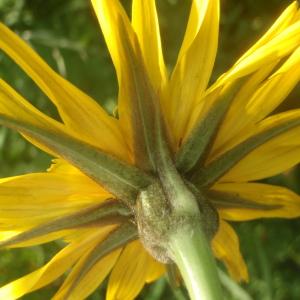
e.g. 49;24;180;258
207;190;281;210
0;114;154;204
192;113;300;187
118;19;158;171
64;222;138;299
0;199;132;248
154;105;198;213
176;80;243;174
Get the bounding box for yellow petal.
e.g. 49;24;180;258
0;79;76;155
220;110;300;182
177;0;210;59
0;79;64;133
53;245;120;300
213;182;300;221
211;47;300;159
0;228;110;299
107;240;156;300
168;0;219;147
202;2;300;157
90;0;135;155
132;0;167;90
145;258;165;283
242;48;300;121
0;229;73;248
0;23;129;161
211;2;300;91
47;158;84;175
91;0;132;85
212;220;248;282
0;170;110;229
216;19;300;87
236;1;299;64
208;62;277;155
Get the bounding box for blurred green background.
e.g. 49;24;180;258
0;0;300;299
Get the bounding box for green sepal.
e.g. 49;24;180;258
154;105;198;214
176;81;243;173
64;222;138;299
207;190;281;210
118;19;158;171
192;112;300;187
0;199;131;248
0;114;154;204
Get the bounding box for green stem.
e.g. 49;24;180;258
169;222;223;300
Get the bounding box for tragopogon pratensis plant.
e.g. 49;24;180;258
1;1;300;299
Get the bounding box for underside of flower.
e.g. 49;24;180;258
1;0;300;299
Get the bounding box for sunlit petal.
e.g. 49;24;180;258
107;240;156;300
213;182;300;221
145;258;165;283
216;20;300;87
212;47;300;157
53;240;120;300
168;0;219;147
0;23;128;161
132;0;167;90
235;2;299;64
0;228;111;299
220;110;300;182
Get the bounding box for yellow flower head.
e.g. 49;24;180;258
1;0;300;299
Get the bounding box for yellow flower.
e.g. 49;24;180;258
0;0;300;299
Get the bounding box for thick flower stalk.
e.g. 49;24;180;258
1;0;300;299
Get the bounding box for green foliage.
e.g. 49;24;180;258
0;0;299;299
